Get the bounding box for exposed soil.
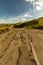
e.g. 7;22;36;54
0;29;37;65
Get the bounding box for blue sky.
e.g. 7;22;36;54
0;0;43;23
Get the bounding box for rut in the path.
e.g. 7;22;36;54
0;30;19;59
0;30;37;65
16;31;37;65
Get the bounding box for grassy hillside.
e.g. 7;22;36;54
0;24;13;34
0;17;43;33
14;17;43;29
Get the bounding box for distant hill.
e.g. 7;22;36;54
0;17;43;31
14;17;43;29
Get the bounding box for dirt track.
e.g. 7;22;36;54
0;29;43;65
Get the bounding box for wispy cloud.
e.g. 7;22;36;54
25;0;35;2
9;17;19;21
0;0;43;23
0;12;33;23
23;13;33;17
0;20;6;23
36;0;43;11
25;0;43;11
36;4;42;11
33;1;43;11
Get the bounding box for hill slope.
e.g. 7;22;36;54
14;17;43;29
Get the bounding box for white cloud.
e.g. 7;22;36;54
0;17;19;23
21;18;26;21
36;5;42;11
25;0;35;2
0;13;33;23
25;0;29;2
38;0;43;6
0;20;6;23
33;0;43;11
9;13;33;22
25;0;43;11
23;13;33;17
35;0;43;11
9;17;19;21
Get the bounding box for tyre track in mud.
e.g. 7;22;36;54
26;29;43;65
16;30;37;65
0;29;37;65
0;30;19;59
